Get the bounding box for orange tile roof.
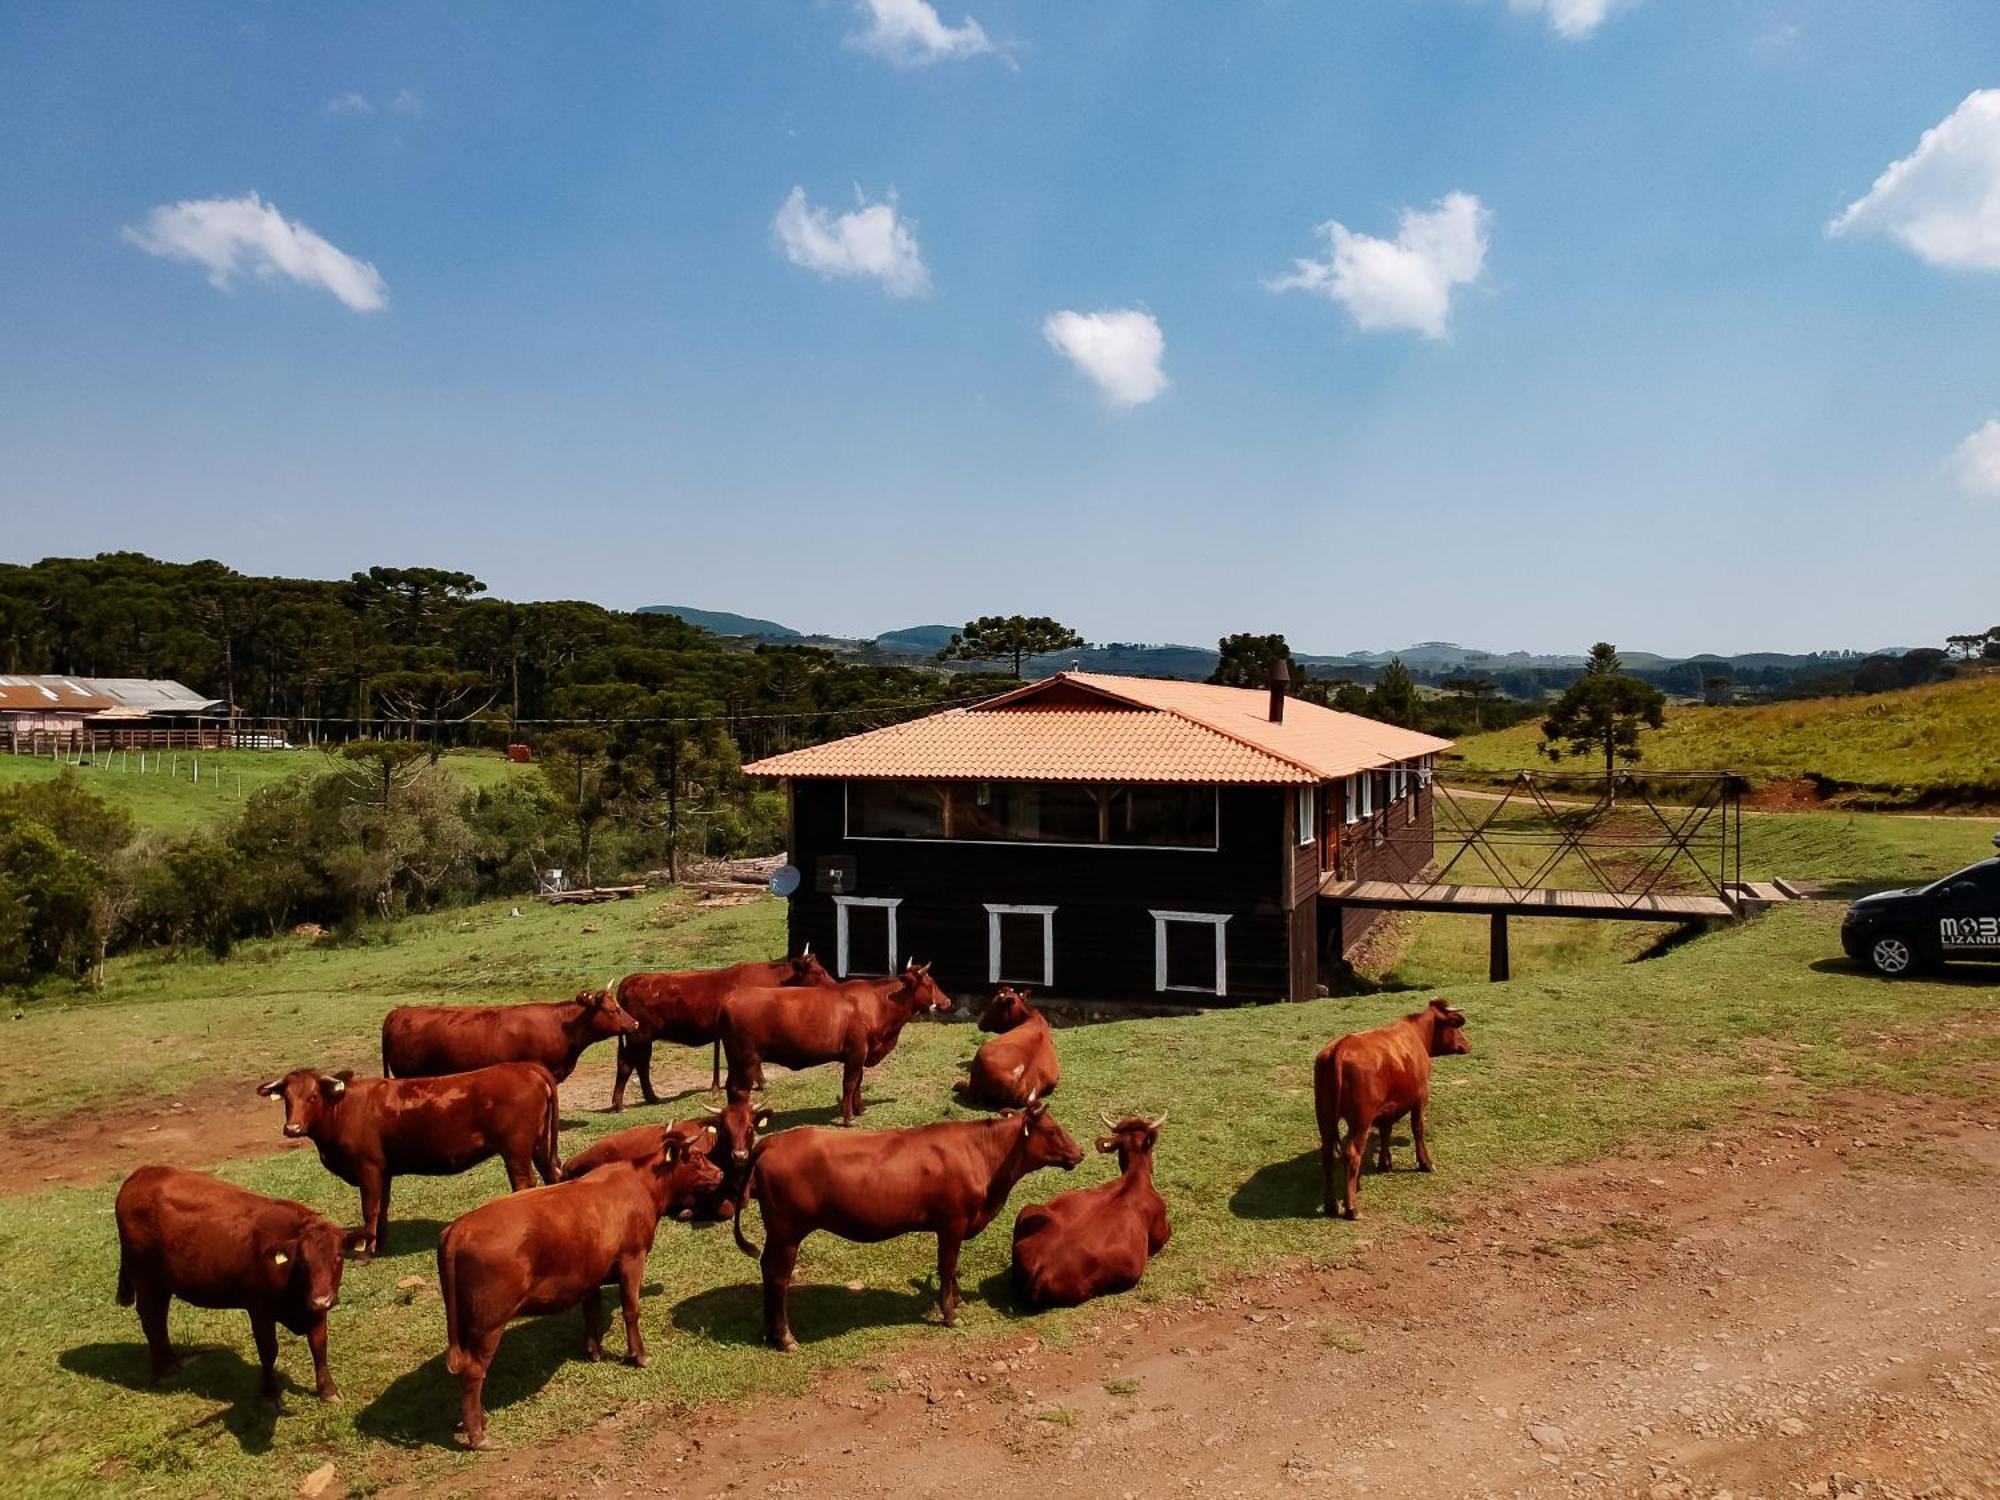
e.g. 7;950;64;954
743;671;1453;784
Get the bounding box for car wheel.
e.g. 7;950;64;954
1866;932;1917;977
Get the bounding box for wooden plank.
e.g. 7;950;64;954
1319;876;1734;922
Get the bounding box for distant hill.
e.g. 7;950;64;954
875;624;959;653
638;605;799;640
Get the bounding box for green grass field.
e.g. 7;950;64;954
0;748;532;835
1448;671;2000;805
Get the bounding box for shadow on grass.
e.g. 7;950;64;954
367;1218;450;1261
1229;1148;1326;1221
1808;957;2000;986
59;1341;304;1454
354;1303;612;1450
669;1278;936;1348
766;1100;878;1130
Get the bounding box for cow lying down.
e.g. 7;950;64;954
437;1122;720;1449
115;1164;351;1404
1012;1113;1170;1308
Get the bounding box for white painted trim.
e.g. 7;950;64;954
984;903;1057;986
1149;909;1231;997
1295;785;1317;846
843;780;1221;853
832;895;901;979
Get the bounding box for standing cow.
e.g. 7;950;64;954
611;948;832;1110
257;1063;563;1258
437;1123;721;1449
114;1165;349;1403
381;984;639;1082
733;1101;1083;1349
717;961;951;1124
962;987;1059;1109
1314;997;1472;1220
1011;1112;1170;1308
563;1088;771;1220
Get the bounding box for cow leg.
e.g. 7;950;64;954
837;1055;864;1124
618;1254;648;1367
354;1168;384;1260
459;1328;503;1450
1375;1115;1397;1173
581;1286;606;1362
1411;1100;1434;1173
762;1239;800;1352
936;1235;964;1327
306;1316;340;1402
135;1284;179;1382
249;1307;281;1399
503;1149;535;1194
1340;1120;1366;1220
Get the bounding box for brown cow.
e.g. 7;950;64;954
437;1124;721;1449
381;983;639;1083
257;1063;562;1258
732;1101;1083;1349
611;948;832;1110
1011;1113;1171;1308
718;961;951;1124
563;1088;771;1220
962;987;1059;1109
114;1164;349;1402
1314;998;1472;1220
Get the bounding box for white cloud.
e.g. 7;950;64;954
1268;192;1490;339
772;186;931;298
1949;419;2000;500
390;88;424;117
325;92;373;116
122;192;387;312
1829;90;2000;271
846;0;995;66
1042;309;1168;409
1508;0;1625;40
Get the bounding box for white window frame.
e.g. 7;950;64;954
1149;909;1231;997
1344;773;1374;825
832;895;901;979
985;903;1056;987
1295;786;1317;847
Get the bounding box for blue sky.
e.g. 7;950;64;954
3;1;1998;656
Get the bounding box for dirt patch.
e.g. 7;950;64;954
1746;776;1827;812
404;1081;2000;1500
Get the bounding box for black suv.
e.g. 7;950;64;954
1841;835;2000;977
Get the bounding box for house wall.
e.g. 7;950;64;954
1326;776;1437;964
783;779;1298;1004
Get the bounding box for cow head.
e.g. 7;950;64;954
703;1088;774;1167
651;1122;725;1218
978;987;1034;1033
257;1068;352;1140
1010;1098;1084;1172
1425;998;1472;1057
1095;1111;1166;1171
786;947;833;987
577;982;642;1038
260;1214;347;1315
895;959;951;1017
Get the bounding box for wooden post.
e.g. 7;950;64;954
1489;912;1510;983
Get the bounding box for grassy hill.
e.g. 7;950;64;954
1447;672;2000;807
0;748;532;835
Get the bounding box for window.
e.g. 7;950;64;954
1343;773;1373;825
1295;786;1317;846
832;896;900;978
1150;910;1230;996
847;780;1217;849
985;904;1055;986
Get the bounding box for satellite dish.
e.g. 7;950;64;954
769;864;802;898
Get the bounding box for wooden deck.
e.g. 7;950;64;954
1319;877;1738;922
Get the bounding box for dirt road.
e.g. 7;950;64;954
443;1083;2000;1500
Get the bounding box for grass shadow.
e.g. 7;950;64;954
669;1278;936;1348
766;1101;867;1130
1808;957;2000;986
1229;1148;1328;1221
353;1306;594;1451
367;1217;451;1261
59;1341;293;1454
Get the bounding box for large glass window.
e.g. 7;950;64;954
847;780;1216;848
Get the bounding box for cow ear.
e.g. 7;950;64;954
660;1138;681;1164
270;1247;291;1267
702;1123;718;1138
754;1112;772;1130
257;1078;284;1098
1094;1136;1116;1153
321;1075;347;1100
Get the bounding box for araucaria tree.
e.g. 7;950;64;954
1538;643;1666;802
938;616;1087;678
1207;632;1292;687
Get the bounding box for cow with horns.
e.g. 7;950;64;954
1011;1112;1171;1308
257;1063;564;1258
1314;997;1472;1220
562;1088;772;1221
610;948;834;1110
380;983;639;1083
717;960;951;1125
962;986;1059;1109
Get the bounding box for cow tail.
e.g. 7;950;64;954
731;1155;762;1259
710;1036;722;1093
380;1019;395;1079
438;1231;464;1375
537;1064;564;1182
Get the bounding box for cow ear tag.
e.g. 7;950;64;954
272;1251;289;1265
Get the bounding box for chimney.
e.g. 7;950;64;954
1267;657;1290;724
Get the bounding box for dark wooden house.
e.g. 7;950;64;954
744;671;1451;1004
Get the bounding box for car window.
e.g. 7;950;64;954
1929;858;2000;898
